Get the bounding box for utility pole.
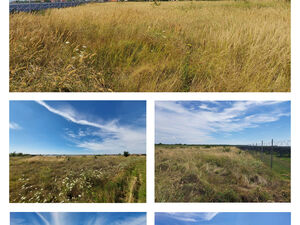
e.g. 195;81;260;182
270;139;273;169
261;140;263;161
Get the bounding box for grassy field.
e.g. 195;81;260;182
10;0;290;92
155;145;290;202
10;155;146;203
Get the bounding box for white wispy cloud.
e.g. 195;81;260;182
51;212;65;225
85;214;145;225
156;101;289;144
10;217;26;225
36;212;89;225
86;216;105;225
37;101;146;154
112;215;146;225
9;122;22;130
36;101;110;130
36;213;50;225
162;212;219;222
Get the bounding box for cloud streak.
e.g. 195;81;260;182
36;213;50;225
9;122;22;130
158;212;219;223
36;101;113;131
156;101;290;144
111;215;146;225
37;101;146;154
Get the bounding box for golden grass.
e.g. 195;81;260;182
10;0;290;92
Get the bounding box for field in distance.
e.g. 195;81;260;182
10;0;290;92
155;145;290;202
10;154;146;203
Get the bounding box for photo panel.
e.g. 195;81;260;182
155;212;291;225
10;212;147;225
9;1;290;92
9;100;146;203
155;101;291;202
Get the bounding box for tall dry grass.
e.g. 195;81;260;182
155;145;290;202
10;0;290;92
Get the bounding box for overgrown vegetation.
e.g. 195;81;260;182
10;155;146;203
155;145;290;202
10;0;290;92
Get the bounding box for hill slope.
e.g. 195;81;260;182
155;145;290;202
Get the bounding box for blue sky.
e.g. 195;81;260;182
11;212;146;225
156;101;290;145
155;212;291;225
10;101;146;155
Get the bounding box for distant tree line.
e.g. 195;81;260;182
9;152;31;157
9;151;147;157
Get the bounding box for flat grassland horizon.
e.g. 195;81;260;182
155;145;290;202
10;154;146;203
10;0;290;92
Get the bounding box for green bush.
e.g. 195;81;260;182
223;147;231;152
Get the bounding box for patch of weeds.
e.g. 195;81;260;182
180;173;199;184
217;189;241;202
158;162;169;171
254;187;270;201
223;147;231;152
181;43;195;92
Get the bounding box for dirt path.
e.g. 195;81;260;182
127;176;138;203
